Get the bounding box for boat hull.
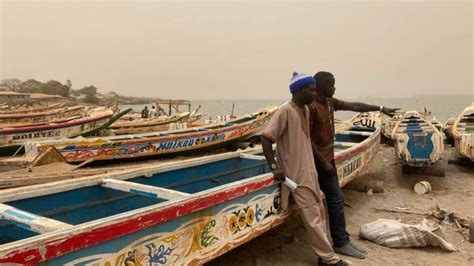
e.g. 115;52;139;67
335;113;381;186
0;110;114;156
0;152;288;265
392;111;444;167
26;107;277;163
48;182;287;265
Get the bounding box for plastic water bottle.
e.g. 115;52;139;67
284;177;298;191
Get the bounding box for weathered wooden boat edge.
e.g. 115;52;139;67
335;113;381;187
0;148;288;265
452;104;474;161
391;110;444;167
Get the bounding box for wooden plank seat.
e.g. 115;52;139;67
101;179;190;200
341;130;373;136
0;203;72;234
334;141;357;147
240;153;266;161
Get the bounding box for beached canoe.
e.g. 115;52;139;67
107;112;192;135
0;105;84;125
0;103;64;115
380;112;403;140
0;113;381;264
334;112;381;186
392;111;444;168
452;104;474;161
25;106;278;163
0;108;114;156
0;149;285;265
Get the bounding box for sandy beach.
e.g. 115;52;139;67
207;145;474;266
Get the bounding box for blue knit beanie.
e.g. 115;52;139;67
289;72;316;93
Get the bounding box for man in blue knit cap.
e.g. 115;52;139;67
261;72;349;266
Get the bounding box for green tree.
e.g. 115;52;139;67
18;79;43;92
78;86;98;96
18;79;70;97
43;80;70;97
84;94;100;104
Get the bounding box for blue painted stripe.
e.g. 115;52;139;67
129;189;158;198
4;209;35;221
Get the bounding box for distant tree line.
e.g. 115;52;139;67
17;79;71;97
1;78;156;105
4;79;102;104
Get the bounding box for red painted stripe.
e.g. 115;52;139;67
0;176;277;264
0;106;83;119
75;122;253;147
0;113;112;134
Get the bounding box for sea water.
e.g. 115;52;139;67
120;94;473;123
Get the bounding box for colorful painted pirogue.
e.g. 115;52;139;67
334;112;381;186
0;112;380;264
107;112;192;135
0;108;114;155
0;105;84;125
26;106;278;163
452;103;474;161
392;110;444;168
0;103;63;115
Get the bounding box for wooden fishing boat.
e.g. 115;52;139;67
391;110;444;169
0;105;84;125
380;112;403;141
0;103;63;115
0;149;284;265
0;112;381;264
108;112;191;135
0;108;114;156
452;104;474;161
25;106;278;163
334;112;381;186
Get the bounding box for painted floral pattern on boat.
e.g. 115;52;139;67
65;188;289;265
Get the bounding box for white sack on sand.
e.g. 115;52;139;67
359;218;458;252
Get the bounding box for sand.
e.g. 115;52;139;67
207;145;474;266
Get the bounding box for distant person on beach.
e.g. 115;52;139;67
149;106;157;117
261;72;349;266
141;106;149;118
308;71;399;259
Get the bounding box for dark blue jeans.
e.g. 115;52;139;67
315;160;350;248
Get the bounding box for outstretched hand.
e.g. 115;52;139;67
382;107;400;117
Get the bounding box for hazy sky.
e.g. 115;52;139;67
0;0;472;100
